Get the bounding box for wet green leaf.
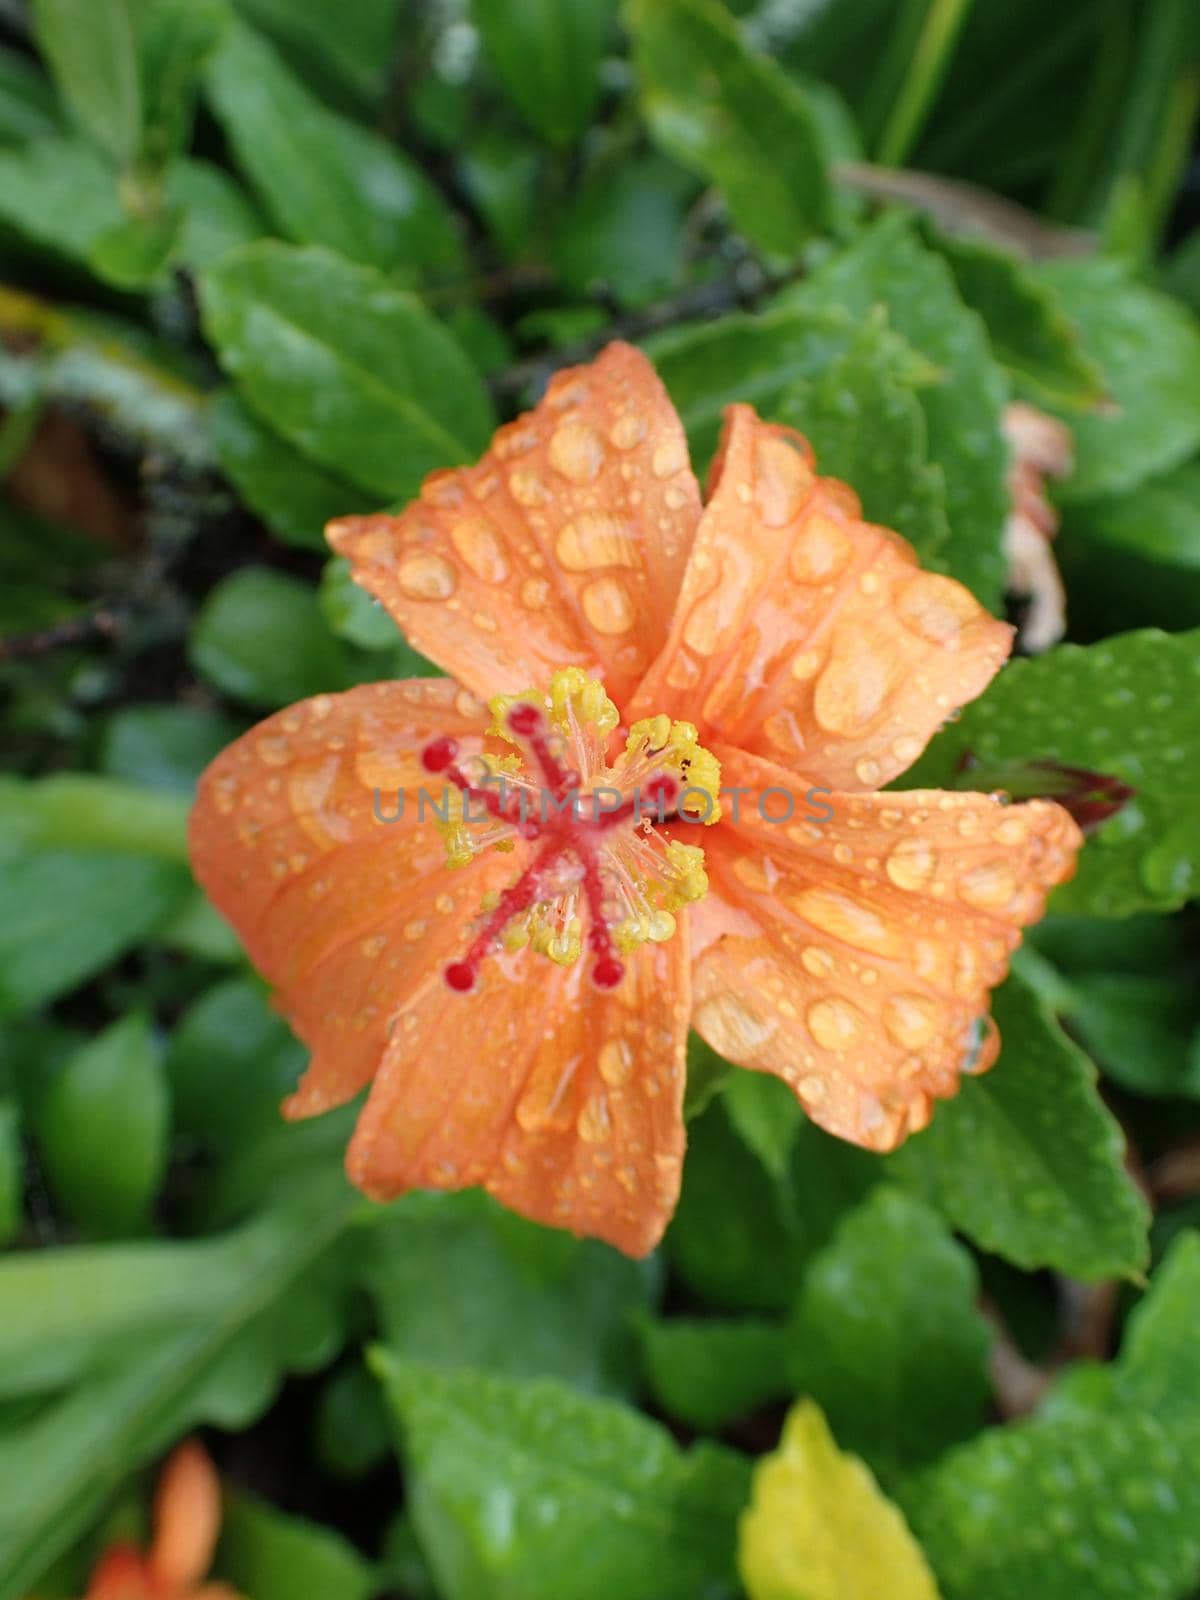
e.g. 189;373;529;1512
1039;258;1200;502
638;1316;788;1431
787;1187;992;1475
474;0;613;147
628;0;832;255
205;19;464;279
888;971;1150;1280
377;1355;751;1600
99;704;243;797
910;629;1200;916
189;567;352;708
37;1014;167;1238
199;242;494;499
216;1492;377;1600
32;0;142;164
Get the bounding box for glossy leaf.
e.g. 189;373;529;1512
888;972;1150;1280
638;1315;788;1431
910;629;1200;916
627;0;832;255
31;0;142;164
0;853;188;1018
99;704;245;797
364;1192;653;1399
783;213;1009;607
1039;258;1200;502
777;313;951;571
37;1014;167;1238
198;242;495;499
739;1400;941;1600
204;19;464;278
378;1355;751;1600
0;1175;358;1598
900;1233;1200;1600
787;1187;992;1475
217;1492;377;1600
189;567;352;708
473;0;612;146
208;389;373;551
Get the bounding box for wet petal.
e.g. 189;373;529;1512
690;746;1082;1150
149;1442;222;1591
86;1546;156;1599
346;935;690;1257
189;679;515;1116
330;342;702;709
631;406;1013;789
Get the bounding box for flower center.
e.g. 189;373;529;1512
421;669;720;992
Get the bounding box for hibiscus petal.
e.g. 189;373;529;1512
631;406;1012;790
149;1442;222;1591
86;1546;155;1599
189;679;515;1116
688;747;1082;1150
329;342;702;708
345;935;690;1257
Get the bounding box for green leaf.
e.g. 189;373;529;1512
204;19;464;278
0;775;190;860
1057;460;1200;635
0;1175;358;1599
909;629;1200;916
627;0;832;255
650;301;933;475
1163;228;1200;316
37;1014;167;1238
376;1355;751;1600
888;971;1150;1280
364;1192;653;1399
209;390;373;551
99;704;244;796
314;1362;391;1481
720;1071;805;1185
86;204;181;290
473;0;612;147
0;853;188;1018
0;137;124;269
787;1187;992;1475
776;312;952;570
189;567;352;708
1038;258;1200;502
927;227;1106;408
216;1491;377;1600
1067;974;1200;1100
667;1099;877;1312
638;1315;788;1431
136;0;228;169
165;977;306;1150
0;43;63;142
32;0;142;164
319;557;406;651
551;155;695;308
740;1399;941;1600
0;1099;21;1248
899;1233;1200;1600
231;0;403;106
198;242;495;500
783;213;1009;607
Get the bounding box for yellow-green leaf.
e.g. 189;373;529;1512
739;1400;941;1600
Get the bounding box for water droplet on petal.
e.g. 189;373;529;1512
398;552;457;601
792;887;901;956
577;1090;612;1142
652;436;688;478
599;1037;634;1086
555;514;639;570
508;467;548;506
813;645;891;734
694;993;777;1056
897;573;980;645
886;837;937;891
610;413;647;450
581;575;635;634
755;434;814;527
807;997;865;1051
790;514;851;582
958;858;1018;909
521;576;551;610
882;993;942;1048
549;419;605;484
450;519;509;584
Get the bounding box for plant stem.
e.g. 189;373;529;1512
876;0;977;167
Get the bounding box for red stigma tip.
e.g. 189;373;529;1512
444;960;477;992
507;702;543;737
422;736;459;773
592;955;625;990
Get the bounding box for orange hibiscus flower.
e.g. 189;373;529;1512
190;343;1081;1256
77;1443;241;1599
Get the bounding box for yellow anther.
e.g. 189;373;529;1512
627;718;722;824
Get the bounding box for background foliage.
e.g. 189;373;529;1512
1;1;1199;1597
